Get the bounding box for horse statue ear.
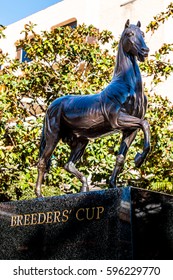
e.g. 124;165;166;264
125;19;130;29
137;21;141;28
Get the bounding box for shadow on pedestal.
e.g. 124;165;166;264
131;188;173;259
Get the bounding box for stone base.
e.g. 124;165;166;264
0;187;173;260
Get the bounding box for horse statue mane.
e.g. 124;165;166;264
35;19;150;197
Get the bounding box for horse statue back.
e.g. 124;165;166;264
35;20;150;197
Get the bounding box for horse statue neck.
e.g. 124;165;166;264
112;42;142;92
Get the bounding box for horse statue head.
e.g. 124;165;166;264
121;19;149;62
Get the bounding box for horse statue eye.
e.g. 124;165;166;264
127;32;134;37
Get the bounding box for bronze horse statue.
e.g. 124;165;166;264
35;20;150;197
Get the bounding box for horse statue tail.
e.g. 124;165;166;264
39;119;46;157
39;115;52;172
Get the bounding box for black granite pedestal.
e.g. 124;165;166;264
0;187;173;260
0;188;132;260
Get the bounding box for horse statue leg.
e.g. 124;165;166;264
110;130;137;188
134;119;151;167
64;138;89;192
119;112;150;166
110;111;151;188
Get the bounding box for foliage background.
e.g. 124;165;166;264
0;6;173;201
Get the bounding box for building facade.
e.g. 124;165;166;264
1;0;173;101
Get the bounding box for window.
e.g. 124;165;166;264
16;47;31;63
51;17;77;30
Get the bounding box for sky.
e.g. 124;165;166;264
0;0;63;26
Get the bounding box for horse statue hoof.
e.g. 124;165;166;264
109;180;117;189
80;186;89;192
35;190;44;198
134;152;144;168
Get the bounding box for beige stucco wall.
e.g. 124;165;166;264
1;0;171;56
1;0;173;101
